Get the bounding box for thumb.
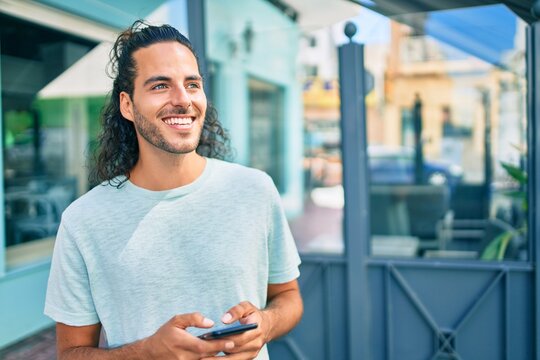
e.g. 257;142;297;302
241;313;258;325
171;312;214;329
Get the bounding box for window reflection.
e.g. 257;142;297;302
294;4;527;261
375;5;527;261
1;14;105;267
291;34;344;254
248;78;285;193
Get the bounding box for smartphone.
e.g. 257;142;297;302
198;323;258;340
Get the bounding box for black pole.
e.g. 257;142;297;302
528;2;540;358
339;22;371;360
481;89;492;219
413;93;424;184
187;0;211;101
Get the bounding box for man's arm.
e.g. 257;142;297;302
56;313;235;360
261;279;303;342
57;322;151;360
203;279;303;359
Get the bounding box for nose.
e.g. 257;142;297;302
170;85;191;109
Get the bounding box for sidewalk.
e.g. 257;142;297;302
0;327;56;360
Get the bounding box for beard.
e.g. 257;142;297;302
132;105;204;155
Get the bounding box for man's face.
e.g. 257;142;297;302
120;41;207;156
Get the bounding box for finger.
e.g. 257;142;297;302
240;312;259;325
222;334;265;355
214;334;252;350
201;350;259;359
171;312;214;329
217;327;260;348
222;302;256;324
185;337;236;356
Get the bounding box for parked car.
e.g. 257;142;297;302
305;145;463;188
368;145;463;187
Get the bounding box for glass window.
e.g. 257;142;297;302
362;4;527;261
294;4;527;261
248;78;285;193
1;14;107;270
293;32;344;254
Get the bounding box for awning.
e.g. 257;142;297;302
350;0;535;24
34;0;168;29
425;5;518;68
284;0;362;30
349;1;522;69
38;43;113;99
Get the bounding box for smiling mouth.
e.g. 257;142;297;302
162;116;195;129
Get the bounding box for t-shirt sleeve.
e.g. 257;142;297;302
44;222;100;326
266;180;301;284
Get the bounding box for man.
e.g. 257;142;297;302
45;21;303;359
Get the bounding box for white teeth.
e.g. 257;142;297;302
164;117;193;125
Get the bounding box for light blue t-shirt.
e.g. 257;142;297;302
44;158;301;359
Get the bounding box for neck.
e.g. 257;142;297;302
128;150;206;191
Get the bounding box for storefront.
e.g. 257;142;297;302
0;0;183;347
0;0;307;349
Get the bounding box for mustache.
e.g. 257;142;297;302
157;106;193;118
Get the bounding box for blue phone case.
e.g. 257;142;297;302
198;323;258;340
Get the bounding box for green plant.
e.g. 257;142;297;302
480;161;527;261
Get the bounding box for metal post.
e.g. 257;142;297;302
413;94;424;184
481;89;492;219
339;22;371;360
528;2;540;358
187;0;211;100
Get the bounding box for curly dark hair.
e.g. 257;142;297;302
89;20;231;187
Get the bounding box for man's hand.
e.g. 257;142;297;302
201;301;269;360
200;280;302;360
57;313;235;360
144;312;236;359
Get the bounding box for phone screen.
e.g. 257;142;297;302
198;323;258;340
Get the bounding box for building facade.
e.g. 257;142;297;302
0;0;308;348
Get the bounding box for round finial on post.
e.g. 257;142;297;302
344;22;357;42
532;0;540;19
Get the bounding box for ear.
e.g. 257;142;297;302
119;91;134;122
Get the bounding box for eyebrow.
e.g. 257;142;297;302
186;75;203;82
143;75;203;87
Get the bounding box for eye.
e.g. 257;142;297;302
152;83;168;90
186;82;201;89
